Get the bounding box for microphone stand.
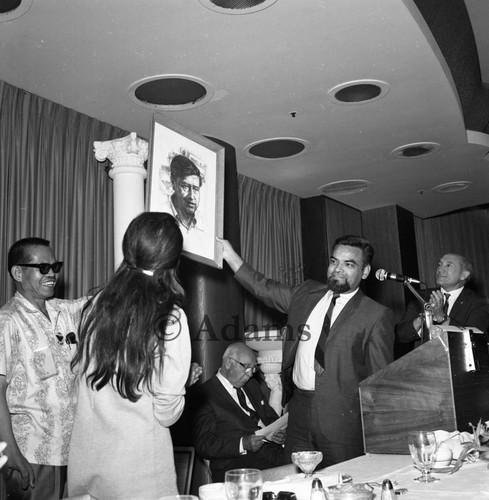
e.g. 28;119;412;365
403;280;433;343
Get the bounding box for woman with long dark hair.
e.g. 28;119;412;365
67;212;191;499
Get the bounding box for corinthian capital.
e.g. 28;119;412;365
94;132;148;168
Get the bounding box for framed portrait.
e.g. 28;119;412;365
146;113;225;268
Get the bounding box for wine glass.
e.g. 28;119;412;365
408;430;439;482
224;468;263;500
291;451;323;477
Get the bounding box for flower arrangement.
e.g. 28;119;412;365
436;420;489;474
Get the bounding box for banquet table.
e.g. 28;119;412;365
262;453;489;499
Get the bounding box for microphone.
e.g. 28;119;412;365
375;268;421;284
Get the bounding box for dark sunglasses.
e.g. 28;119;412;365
18;262;64;274
56;331;77;346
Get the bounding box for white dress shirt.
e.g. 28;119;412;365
293;288;358;390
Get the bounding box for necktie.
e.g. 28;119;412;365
235;387;259;424
443;293;450;315
314;293;340;375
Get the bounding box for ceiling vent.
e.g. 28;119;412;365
0;0;21;13
318;180;371;196
198;0;278;14
432;181;472;194
128;75;214;111
245;138;310;160
0;0;32;21
328;80;389;105
392;142;440;158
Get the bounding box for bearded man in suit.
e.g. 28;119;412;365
396;253;489;343
192;342;286;482
219;235;395;469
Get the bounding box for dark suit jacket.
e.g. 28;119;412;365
192;375;285;481
235;263;395;446
396;286;489;342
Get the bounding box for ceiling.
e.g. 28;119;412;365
1;0;489;218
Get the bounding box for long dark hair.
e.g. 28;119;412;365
72;212;185;402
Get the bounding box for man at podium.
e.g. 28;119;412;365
396;253;489;343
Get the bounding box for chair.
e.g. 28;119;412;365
173;446;195;495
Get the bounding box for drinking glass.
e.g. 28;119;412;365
291;451;323;477
408;430;439;482
224;468;263;500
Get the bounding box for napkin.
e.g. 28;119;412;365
263;472;342;500
433;429;474;459
199;482;226;500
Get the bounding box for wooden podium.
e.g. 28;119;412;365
359;327;489;454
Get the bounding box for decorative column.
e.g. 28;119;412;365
94;132;148;268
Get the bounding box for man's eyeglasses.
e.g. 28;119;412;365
18;262;64;274
230;357;258;374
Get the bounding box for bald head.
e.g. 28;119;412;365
221;342;258;388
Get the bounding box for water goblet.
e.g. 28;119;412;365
408;430;439;483
291;451;323;477
224;468;263;500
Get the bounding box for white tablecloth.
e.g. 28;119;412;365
262;453;489;500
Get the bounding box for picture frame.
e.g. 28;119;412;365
146;113;225;268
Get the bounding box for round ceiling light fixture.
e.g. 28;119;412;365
197;0;278;14
318;179;371;196
328;80;390;105
244;138;310;160
432;181;472;194
392;142;441;158
128;75;215;111
0;0;33;21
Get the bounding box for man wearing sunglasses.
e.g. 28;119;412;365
192;342;287;482
0;237;88;500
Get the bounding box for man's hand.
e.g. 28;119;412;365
217;238;244;273
6;447;35;490
0;441;7;470
430;289;448;322
186;362;203;387
242;434;265;453
269;429;286;445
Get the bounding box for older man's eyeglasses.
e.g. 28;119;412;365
230;357;258;374
18;262;64;274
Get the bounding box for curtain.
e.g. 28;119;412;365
0;81;128;304
237;174;304;331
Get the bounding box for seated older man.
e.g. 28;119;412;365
192;342;286;481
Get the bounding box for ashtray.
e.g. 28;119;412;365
263;492;297;500
326;482;374;500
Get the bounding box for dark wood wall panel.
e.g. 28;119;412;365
323;197;363;251
301;196;362;282
362;206;407;323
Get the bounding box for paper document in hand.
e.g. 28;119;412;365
256;413;288;440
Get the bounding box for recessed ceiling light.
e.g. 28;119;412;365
392;142;441;158
0;0;32;21
128;75;214;111
318;180;371;196
432;181;472;194
198;0;278;14
244;138;310;160
328;80;390;105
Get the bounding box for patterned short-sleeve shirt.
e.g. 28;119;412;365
0;292;88;465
